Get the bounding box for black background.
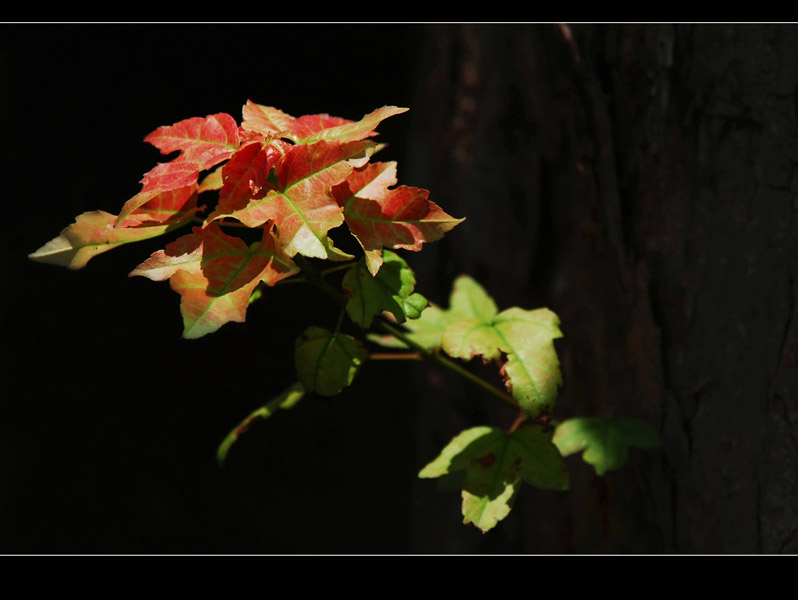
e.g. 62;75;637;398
10;22;791;556
0;23;458;554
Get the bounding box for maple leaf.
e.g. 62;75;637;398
128;231;204;281
28;186;200;270
115;113;241;226
440;278;563;418
334;161;464;275
130;224;298;338
294;327;368;396
241;101;407;144
292;106;409;143
126;184;201;225
552;418;661;476
368;276;563;417
366;275;502;350
198;166;224;193
241;102;298;137
342;250;427;328
419;425;569;533
204;139;290;223
143;112;241;171
216;140;377;260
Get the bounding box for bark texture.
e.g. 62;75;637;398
406;24;798;553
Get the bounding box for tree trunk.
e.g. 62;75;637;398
406;23;798;553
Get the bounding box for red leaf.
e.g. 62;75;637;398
288;113;355;140
207;139;290;221
144;113;241;169
139;160;202;194
123;185;199;225
133;224;299;338
335;162;464;274
116;183;198;228
241;101;297;137
219;140;376;259
112;114;242;226
241;102;407;144
128;232;203;281
295;106;409;143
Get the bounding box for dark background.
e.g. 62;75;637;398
2;23;798;554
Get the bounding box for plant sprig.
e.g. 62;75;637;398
29;100;660;534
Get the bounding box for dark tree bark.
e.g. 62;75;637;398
405;24;798;553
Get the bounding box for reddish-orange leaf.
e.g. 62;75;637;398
347;186;463;251
116;183;198;228
335;160;398;201
143;224;299;338
169;269;254;339
144;113;241;169
139;159;202;194
113;113;242;226
241;101;297;137
241;102;407;144
129;232;203;281
296;106;409;143
206;139;290;222
123;184;199;225
288;113;355;141
335;162;464;274
221;140;376;259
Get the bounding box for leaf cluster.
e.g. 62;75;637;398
29;102;660;536
30;103;462;339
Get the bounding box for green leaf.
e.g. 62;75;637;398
403;293;427;319
294;327;368;396
419;425;569;533
552;417;661;476
371;275;563;417
443;306;563;417
342;250;426;328
217;382;305;466
365;274;492;350
448;274;499;320
367;303;453;350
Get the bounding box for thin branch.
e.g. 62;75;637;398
334;308;346;335
376;318;519;410
369;352;423;361
274;276;308;286
508;410;529;433
321;262;356;277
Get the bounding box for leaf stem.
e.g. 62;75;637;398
321;263;356;277
376;318;519;410
274;276;308;286
369;352;423;361
508;410;529;433
334;308;346;335
296;257;347;308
